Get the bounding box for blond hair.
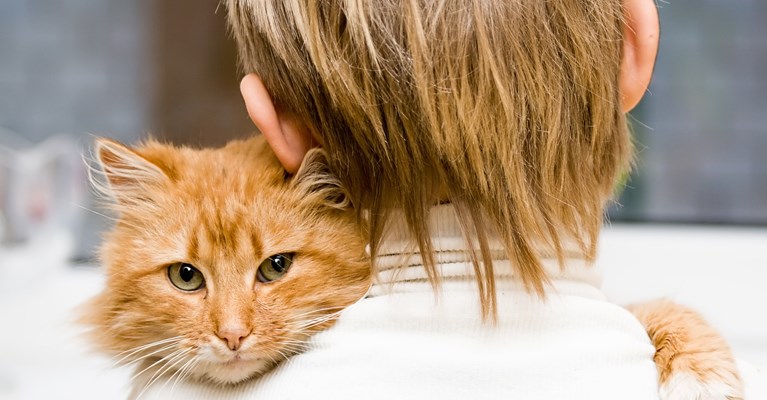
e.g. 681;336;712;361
227;0;631;318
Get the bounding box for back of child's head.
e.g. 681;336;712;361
227;0;630;317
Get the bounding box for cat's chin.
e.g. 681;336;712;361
197;358;273;385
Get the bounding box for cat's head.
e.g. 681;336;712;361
82;135;370;384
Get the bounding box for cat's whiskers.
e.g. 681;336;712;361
285;306;347;321
111;336;183;367
148;348;194;385
113;337;182;357
272;341;308;355
284;307;348;332
289;310;346;331
118;342;185;370
276;337;310;346
149;350;199;397
261;341;300;368
130;347;188;384
275;345;307;361
256;338;302;368
169;355;201;394
286;296;370;327
272;347;295;363
289;321;336;332
134;347;194;400
75;203;147;232
261;349;280;368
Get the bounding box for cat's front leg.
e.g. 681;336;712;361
627;299;744;400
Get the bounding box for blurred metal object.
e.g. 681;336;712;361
0;128;88;256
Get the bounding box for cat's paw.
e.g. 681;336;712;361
627;300;745;400
659;372;743;400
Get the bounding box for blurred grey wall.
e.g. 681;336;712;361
0;0;150;143
0;1;251;259
613;1;767;224
0;0;152;258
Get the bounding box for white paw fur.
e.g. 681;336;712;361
660;372;742;400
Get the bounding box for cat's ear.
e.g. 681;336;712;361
93;138;169;206
292;149;351;210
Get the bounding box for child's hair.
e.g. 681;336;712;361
226;0;631;318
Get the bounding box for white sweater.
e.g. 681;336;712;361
136;205;661;399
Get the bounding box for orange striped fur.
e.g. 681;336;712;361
81;135;370;385
628;300;744;399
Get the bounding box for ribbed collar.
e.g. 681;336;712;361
369;204;602;298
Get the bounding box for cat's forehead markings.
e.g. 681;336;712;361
250;230;264;261
200;208;241;255
187;230;200;262
189;200;263;264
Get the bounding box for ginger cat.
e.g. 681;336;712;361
82;135;370;390
83;135;743;399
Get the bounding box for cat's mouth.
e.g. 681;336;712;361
200;353;271;384
222;353;249;366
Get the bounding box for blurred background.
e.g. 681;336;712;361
0;0;251;258
612;0;767;225
0;1;765;257
0;1;765;399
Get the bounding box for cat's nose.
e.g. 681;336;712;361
217;326;252;351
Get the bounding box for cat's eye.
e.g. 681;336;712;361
168;263;205;291
257;253;294;283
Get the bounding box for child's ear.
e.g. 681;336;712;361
240;74;319;174
94;138;168;206
292;148;351;210
620;0;660;112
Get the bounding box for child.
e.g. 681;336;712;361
138;0;747;398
